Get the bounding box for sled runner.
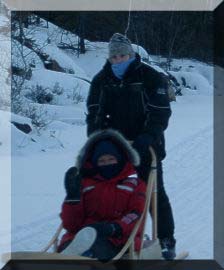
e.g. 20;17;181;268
2;147;189;262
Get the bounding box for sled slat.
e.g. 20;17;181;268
175;251;189;260
2;251;93;262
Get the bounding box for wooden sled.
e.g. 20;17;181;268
2;147;189;263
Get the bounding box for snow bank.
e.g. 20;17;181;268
43;45;87;77
132;43;152;61
69;41;108;78
25;69;89;105
169;70;212;95
170;59;213;86
11;40;44;69
149;56;213;96
9;102;86;155
27;18;79;49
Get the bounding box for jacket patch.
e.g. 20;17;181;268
157;88;166;95
129;82;143;86
88;104;99;108
82;186;95;193
116;185;134;192
128;173;138;178
121;212;139;224
147;103;170;109
123;177;138;186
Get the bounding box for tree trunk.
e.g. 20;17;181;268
79;37;85;54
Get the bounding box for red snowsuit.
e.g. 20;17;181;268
60;162;146;251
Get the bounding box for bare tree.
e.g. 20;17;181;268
77;13;86;56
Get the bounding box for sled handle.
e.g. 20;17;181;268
42;223;63;252
112;146;157;260
149;146;158;241
137;146;157;258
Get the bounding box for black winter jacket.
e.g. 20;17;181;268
86;54;171;158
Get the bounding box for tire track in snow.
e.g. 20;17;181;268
164;125;213;259
7;214;61;251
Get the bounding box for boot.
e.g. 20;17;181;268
61;227;97;256
160;237;176;260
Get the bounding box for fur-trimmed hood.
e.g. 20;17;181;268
75;129;140;170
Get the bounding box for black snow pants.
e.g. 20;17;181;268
136;152;175;240
85;235;121;262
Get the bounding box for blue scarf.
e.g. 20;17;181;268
111;57;135;79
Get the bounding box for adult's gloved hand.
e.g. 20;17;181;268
132;133;155;157
90;222;122;238
64;166;82;202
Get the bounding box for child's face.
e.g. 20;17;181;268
97;154;118;166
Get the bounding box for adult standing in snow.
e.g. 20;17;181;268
86;33;176;260
58;129;146;261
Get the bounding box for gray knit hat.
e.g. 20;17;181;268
108;33;135;59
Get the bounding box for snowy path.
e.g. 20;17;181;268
1;94;213;260
165;125;213;258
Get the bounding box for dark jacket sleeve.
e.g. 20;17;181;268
86;74;102;136
142;66;172;141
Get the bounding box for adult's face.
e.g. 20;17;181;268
110;54;130;64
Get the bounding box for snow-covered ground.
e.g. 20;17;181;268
7;94;213;259
0;15;214;267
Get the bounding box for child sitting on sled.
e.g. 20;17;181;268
57;129;146;261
